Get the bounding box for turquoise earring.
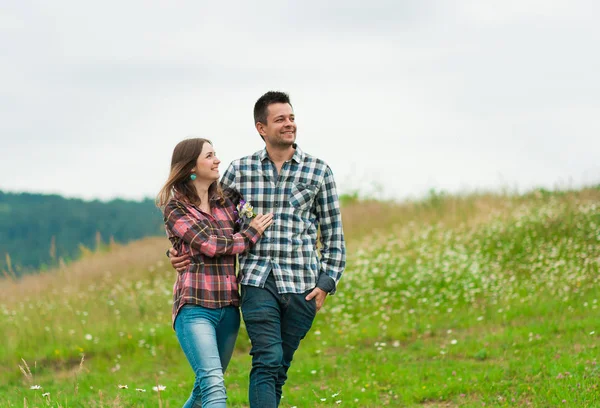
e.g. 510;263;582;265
190;173;197;181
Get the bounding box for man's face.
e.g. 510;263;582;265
258;103;296;148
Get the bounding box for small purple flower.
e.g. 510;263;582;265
236;200;257;223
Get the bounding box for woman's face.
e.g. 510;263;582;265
192;142;221;182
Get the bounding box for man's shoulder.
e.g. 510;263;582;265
301;150;328;168
297;150;331;183
229;150;263;168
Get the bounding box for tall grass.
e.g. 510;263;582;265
0;187;598;407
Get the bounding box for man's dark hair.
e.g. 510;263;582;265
253;91;292;125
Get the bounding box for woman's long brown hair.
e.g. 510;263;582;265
156;138;223;209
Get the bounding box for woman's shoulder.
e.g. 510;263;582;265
164;197;191;216
165;197;185;208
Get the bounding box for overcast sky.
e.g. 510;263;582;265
1;0;599;202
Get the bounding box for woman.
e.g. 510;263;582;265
156;138;273;408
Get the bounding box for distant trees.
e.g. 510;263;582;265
0;191;164;277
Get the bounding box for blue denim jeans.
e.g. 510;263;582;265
174;304;240;408
241;273;318;408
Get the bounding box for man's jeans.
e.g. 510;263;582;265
174;304;240;408
241;273;318;408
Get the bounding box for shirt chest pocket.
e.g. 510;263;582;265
289;183;318;210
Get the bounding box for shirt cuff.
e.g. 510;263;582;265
317;273;336;293
242;226;261;244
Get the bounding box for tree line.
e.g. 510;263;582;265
0;191;164;277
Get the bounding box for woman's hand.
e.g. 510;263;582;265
249;213;274;234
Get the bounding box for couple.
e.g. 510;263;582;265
156;91;346;408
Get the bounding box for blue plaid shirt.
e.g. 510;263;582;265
221;145;346;294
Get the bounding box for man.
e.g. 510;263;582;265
170;91;346;407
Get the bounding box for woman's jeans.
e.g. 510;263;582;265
241;273;318;408
174;304;240;408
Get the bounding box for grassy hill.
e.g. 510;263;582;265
0;187;598;407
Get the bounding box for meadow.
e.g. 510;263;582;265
0;187;599;407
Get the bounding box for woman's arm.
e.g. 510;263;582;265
164;200;271;258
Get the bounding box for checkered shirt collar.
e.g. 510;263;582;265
258;144;304;164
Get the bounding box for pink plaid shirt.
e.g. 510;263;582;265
163;193;260;327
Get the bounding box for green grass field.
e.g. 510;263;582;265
1;187;599;407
